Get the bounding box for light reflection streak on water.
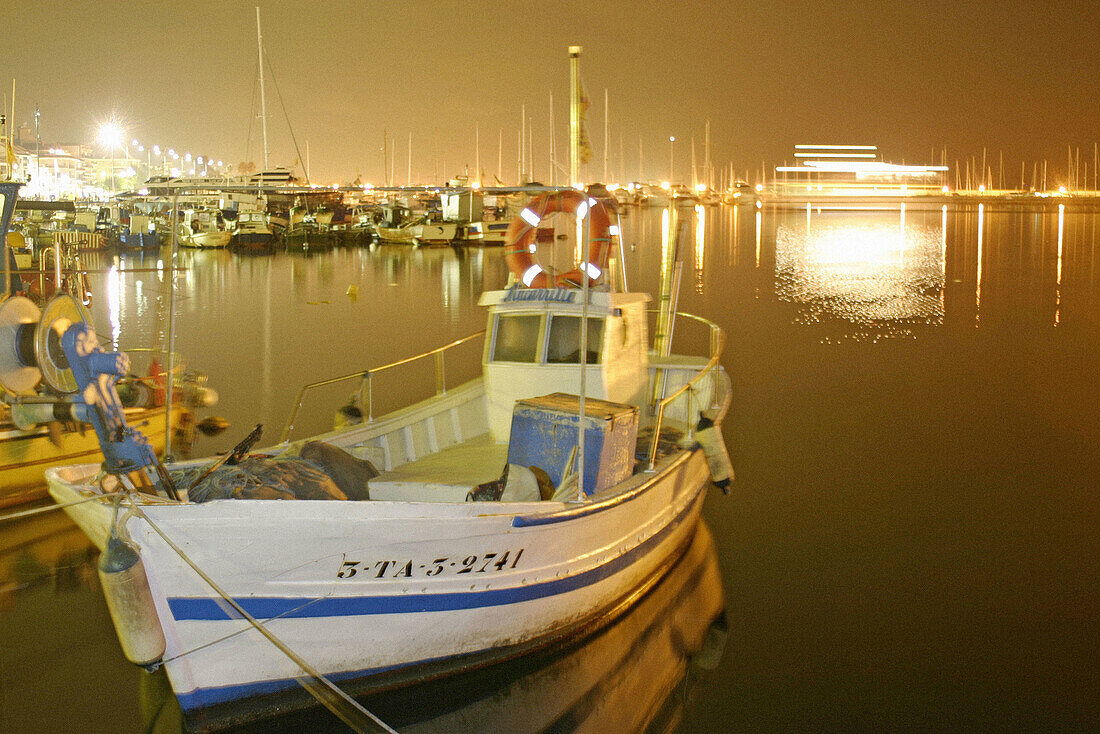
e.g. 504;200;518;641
755;210;762;267
941;205;948;314
134;279;144;321
899;203;906;268
976;204;984;325
694;205;705;292
731;204;739;267
1056;203;1064;325
775;211;945;338
442;249;463;325
262;264;273;420
660;207;671;273
107;263;122;347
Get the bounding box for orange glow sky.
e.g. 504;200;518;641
8;0;1097;184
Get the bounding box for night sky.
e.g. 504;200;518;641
7;0;1098;184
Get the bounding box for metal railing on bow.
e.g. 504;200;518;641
280;331;485;443
645;311;726;471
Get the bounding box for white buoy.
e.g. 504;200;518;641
694;413;734;494
98;536;167;668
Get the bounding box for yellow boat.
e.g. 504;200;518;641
0;404;188;509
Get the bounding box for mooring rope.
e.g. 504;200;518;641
114;480;396;734
0;491;125;524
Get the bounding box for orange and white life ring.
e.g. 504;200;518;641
504;190;612;288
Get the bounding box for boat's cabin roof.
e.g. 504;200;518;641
479;287;649;313
479;289;650;363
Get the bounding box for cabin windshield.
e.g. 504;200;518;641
492;314;541;362
547;315;603;364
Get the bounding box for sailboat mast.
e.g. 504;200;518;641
549;91;555;186
691;137;697;190
256;6;269;171
705;119;712;189
603;88;609;183
569;45;581;188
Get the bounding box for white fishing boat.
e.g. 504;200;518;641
177;207;235;249
42;44;734;727
42;186;733;725
231;209;277;249
371;209;459;246
463;219;511;245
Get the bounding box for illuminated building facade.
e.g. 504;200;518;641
774;145;949;196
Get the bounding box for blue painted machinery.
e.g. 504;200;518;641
59;319;179;498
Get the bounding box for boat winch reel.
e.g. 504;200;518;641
0;293;92;395
1;293;170;488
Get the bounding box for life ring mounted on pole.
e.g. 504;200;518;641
504;190;612;289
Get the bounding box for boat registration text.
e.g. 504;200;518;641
336;549;525;579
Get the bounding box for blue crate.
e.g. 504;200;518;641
507;393;639;495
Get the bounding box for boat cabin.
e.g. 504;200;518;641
480;286;650;441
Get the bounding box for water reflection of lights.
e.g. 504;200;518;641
754;209;761;267
976;204;984;324
107;264;122;347
940;206;947;314
660;207;671;273
775;211;945;339
694;205;706;292
1056;203;1064;325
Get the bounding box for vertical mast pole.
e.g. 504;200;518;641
705;119;712;189
603;88;609;183
549;91;555;186
256;7;269;171
577;204;590;502
569;46;581;188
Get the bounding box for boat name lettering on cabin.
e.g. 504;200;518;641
337;549;525;579
502;287;577;304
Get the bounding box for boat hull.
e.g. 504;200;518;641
372;221;458;246
48;448;712;714
232;231;277;247
180;231;234;248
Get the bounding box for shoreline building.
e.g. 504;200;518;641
774;145;948;196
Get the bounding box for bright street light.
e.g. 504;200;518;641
98;122;123;151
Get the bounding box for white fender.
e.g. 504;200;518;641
694;413;734;494
98;536;166;668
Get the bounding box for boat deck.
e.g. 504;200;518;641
369;435;509;502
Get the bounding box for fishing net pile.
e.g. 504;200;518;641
170;441;377;502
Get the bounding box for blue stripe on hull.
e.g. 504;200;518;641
168;487;703;621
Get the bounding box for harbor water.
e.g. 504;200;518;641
1;200;1097;731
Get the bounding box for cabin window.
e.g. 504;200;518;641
492;314;541;363
546;316;604;364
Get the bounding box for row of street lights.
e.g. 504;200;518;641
96;121;226;192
